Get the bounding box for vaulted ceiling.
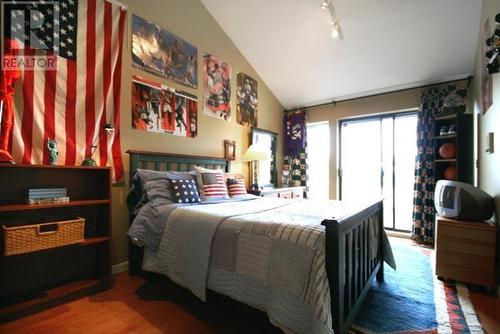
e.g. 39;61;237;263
201;0;483;109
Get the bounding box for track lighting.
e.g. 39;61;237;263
321;0;343;40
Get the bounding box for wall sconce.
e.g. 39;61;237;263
81;123;114;166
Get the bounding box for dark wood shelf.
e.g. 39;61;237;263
0;277;111;323
433;134;457;139
0;199;110;213
435;159;457;162
81;236;110;246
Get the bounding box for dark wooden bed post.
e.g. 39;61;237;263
322;199;384;334
323;217;345;334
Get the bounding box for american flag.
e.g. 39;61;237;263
5;0;126;182
201;172;228;198
227;178;247;196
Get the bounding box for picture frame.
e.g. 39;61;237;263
224;140;236;160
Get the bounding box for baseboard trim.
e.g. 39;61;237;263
112;261;129;275
386;230;411;239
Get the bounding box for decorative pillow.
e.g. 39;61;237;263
194;166;229;201
127;169;196;213
227;178;247;197
169;179;201;204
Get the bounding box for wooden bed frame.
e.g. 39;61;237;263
126;150;385;334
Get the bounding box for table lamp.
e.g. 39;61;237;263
242;144;271;190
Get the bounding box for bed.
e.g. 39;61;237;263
126;150;391;334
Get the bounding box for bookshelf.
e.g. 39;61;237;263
0;164;112;323
434;113;473;184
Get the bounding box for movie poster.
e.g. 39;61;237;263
236;73;258;127
203;54;232;121
132;15;198;88
132;76;197;138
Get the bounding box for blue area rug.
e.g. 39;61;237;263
351;240;484;334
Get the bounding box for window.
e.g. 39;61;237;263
251;128;277;187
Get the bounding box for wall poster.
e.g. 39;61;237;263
132;15;198;88
202;54;232;121
236;73;258;127
132;75;197;138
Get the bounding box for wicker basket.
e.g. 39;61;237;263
2;217;85;256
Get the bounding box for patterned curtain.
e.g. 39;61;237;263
411;85;467;245
283;111;308;198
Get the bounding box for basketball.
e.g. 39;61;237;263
444;165;457;180
439;142;456;159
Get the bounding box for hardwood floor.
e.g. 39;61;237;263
0;247;499;333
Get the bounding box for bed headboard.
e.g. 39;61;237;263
126;150;230;183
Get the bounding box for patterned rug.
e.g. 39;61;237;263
350;239;484;334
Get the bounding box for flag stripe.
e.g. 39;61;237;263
100;0;112;167
42;68;57;164
85;0;97;158
111;7;126;182
54;58;68;164
65;60;77;165
21;48;34;164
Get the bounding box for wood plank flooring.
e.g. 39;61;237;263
0;243;499;334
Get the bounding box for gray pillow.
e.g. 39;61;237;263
136;169;196;203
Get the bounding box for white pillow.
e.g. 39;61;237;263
193;166;229;201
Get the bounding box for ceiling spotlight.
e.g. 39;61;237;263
331;23;341;39
321;0;328;10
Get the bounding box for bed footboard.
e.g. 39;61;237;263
321;199;384;334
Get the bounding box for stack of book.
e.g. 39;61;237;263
28;188;70;204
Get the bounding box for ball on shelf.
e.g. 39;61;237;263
444;165;457;180
439;142;456;159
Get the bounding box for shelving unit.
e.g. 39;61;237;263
0;164;112;323
434;113;473;184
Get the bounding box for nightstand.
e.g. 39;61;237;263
435;216;497;287
248;186;304;199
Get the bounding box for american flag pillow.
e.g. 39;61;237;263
194;166;229;200
169;179;201;204
227;178;247;197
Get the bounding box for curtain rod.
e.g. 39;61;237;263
285;76;473;113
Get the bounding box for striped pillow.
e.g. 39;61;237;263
194;166;229;201
227;178;247;197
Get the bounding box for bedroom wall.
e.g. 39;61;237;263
111;0;284;265
471;0;500;284
306;88;421;200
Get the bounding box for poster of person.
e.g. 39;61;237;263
481;18;493;114
173;92;198;138
203;54;232;121
131;77;163;132
132;76;197;138
236;73;258;127
132;15;198;88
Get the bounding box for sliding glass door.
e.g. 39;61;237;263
339;112;418;232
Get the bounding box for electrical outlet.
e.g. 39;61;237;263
485;132;494;153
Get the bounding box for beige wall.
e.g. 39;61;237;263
306;89;421;200
111;0;284;264
472;0;500;225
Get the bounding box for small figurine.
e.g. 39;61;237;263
47;139;59;165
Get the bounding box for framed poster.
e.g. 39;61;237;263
203;54;232;121
481;18;493;114
237;73;258;127
132;76;197;138
132;15;198;88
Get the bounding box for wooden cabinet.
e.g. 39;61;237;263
248;187;304;199
434;113;473;184
435;216;497;287
0;165;112;323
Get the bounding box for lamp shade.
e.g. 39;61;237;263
241;144;270;161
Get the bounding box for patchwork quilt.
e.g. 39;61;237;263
140;198;391;334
